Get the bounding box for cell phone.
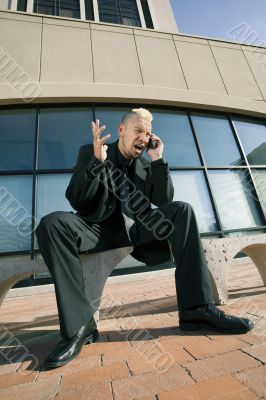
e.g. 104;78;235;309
147;138;158;150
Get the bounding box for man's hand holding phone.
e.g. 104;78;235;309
91;119;110;162
146;133;164;161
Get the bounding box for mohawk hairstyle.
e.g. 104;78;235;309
121;108;153;126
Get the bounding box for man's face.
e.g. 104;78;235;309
118;116;152;159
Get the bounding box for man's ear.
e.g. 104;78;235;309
118;123;125;137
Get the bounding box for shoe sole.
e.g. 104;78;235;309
45;330;99;369
179;321;251;334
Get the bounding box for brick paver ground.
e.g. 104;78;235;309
0;257;265;399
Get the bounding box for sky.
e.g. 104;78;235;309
169;0;266;46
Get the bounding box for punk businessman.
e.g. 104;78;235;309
35;107;254;369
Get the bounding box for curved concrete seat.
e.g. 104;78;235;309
202;234;266;304
0;246;133;322
0;234;265;320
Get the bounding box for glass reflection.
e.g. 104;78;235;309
0;109;35;171
171;170;218;232
95;107;131;144
149;109;201;166
36;174;74;225
38;107;93;170
233;118;266;165
191;113;243;166
251;169;266;215
208;169;263;230
0;176;32;253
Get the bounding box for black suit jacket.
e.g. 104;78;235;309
65;140;174;266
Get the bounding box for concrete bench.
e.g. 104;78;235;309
0;234;265;322
0;246;133;323
203;233;266;304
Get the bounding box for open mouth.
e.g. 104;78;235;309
134;144;143;153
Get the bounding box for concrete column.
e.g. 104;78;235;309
80;0;86;20
27;0;33;13
10;0;18;11
136;0;146;28
93;0;99;22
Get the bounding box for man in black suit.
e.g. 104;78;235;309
35;108;253;369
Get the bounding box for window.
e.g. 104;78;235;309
171;171;218;233
17;0;27;11
208;170;263;230
233;118;266;165
140;0;153;29
0;176;32;253
85;0;94;20
0;109;36;171
251;169;266;215
148;109;201;167
33;0;80;19
35;173;73;228
191;113;244;166
98;0;141;27
37;107;93;170
95;106;133;145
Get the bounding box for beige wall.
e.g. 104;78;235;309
147;0;179;33
0;10;266;118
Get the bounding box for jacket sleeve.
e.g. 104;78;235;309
65;145;106;212
150;158;174;206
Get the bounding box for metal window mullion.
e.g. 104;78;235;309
27;0;33;12
30;106;40;261
135;0;145;28
80;0;86;19
10;0;18;11
187;110;225;237
93;0;99;21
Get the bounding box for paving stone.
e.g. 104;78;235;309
112;364;193;400
37;354;101;380
235;365;266;398
56;381;113;400
158;373;257;400
242;343;266;363
60;361;130;392
184;349;261;381
0;369;38;389
158;335;246;360
0;376;60;400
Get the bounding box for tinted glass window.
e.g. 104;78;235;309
0;176;32;253
150;110;201;167
98;0;141;27
251;169;266;215
95;106;130;144
0;109;35;171
38;107;93;170
233;118;266;165
34;174;74;248
171;170;218;232
191;114;244;166
208;169;263;230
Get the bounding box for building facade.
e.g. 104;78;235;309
0;1;266;286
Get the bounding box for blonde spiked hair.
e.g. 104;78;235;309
131;108;153;122
121;107;153;126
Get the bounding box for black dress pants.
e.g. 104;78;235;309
35;200;214;338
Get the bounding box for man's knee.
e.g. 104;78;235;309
35;211;70;236
172;200;194;213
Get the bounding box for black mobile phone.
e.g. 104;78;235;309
147;138;158;150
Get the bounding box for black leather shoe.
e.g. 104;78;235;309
179;304;254;334
44;317;99;368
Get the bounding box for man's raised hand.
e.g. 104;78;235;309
92;119;111;162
